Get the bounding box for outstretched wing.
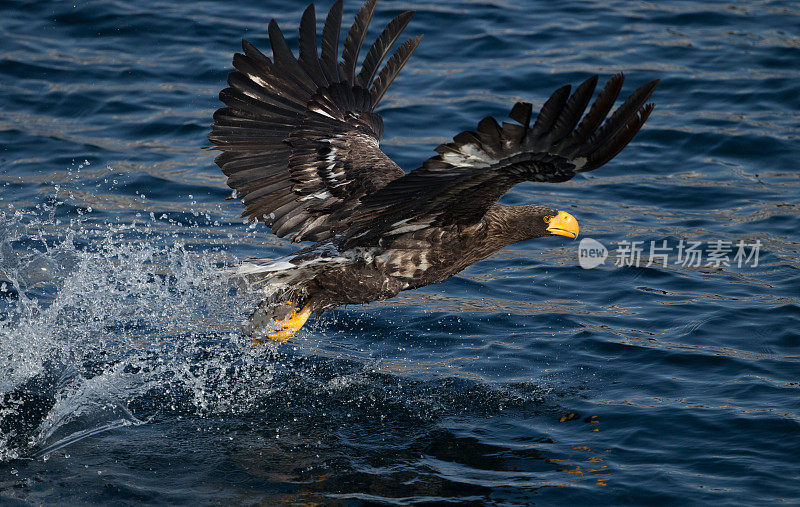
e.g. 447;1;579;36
343;74;658;247
209;0;422;242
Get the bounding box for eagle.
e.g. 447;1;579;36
209;0;658;342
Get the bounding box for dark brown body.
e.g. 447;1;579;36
302;204;554;312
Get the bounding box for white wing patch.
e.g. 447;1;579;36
440;143;497;168
388;223;429;235
246;73;269;89
387;217;432;236
310;107;335;119
300;190;333;201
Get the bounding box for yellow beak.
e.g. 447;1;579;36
546;211;579;239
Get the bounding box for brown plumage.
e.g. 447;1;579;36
209;1;659;342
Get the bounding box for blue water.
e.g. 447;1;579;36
1;0;799;503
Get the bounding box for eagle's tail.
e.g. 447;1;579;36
237;241;349;290
236;242;349;342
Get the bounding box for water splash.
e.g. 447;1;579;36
0;200;276;461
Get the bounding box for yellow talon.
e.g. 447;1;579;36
252;304;312;345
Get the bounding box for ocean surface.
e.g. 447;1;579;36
1;0;799;504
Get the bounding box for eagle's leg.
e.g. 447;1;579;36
252;303;313;344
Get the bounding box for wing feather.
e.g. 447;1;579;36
371;35;422;107
550;75;598;145
556;73;624;157
298;4;329;87
528;84;570;142
268;20;317;94
341;0;378;85
320;0;344;83
356;11;415;88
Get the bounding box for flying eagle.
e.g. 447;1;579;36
209;0;658;342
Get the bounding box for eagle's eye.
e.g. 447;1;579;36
543;215;554;223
